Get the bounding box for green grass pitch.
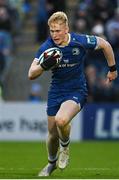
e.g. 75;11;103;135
0;141;119;179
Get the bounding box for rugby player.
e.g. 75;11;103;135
28;11;118;176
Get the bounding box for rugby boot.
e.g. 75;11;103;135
38;162;57;176
58;147;69;169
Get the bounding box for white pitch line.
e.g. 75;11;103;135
0;167;118;171
0;167;40;171
71;167;112;171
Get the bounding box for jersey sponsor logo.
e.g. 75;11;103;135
86;35;96;45
72;48;80;55
58;63;78;68
63;59;69;63
73;96;78;100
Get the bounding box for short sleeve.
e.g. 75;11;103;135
85;35;97;49
74;33;97;50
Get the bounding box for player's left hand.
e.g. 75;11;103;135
106;70;118;83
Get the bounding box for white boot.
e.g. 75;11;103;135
38;163;57;176
58;147;69;169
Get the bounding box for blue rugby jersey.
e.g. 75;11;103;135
35;32;97;93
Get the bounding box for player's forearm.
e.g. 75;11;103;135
96;37;118;82
102;42;116;67
97;37;116;67
28;64;44;80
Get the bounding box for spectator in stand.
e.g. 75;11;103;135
73;2;91;32
105;8;119;51
85;64;116;102
92;21;106;39
28;83;42;102
88;0;115;25
0;6;13;83
74;17;89;34
8;0;23;33
47;0;66;16
36;0;66;43
85;65;97;102
22;0;32;20
74;2;88;19
35;0;48;43
0;6;12;33
0;0;22;46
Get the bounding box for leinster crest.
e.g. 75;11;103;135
72;48;80;55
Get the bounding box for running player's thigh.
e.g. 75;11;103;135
56;100;81;124
48;116;58;135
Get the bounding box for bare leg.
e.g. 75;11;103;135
38;116;59;176
55;100;80;143
55;100;81;169
47;116;59;162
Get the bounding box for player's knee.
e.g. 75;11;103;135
55;115;68;128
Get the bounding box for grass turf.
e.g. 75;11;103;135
0;141;119;179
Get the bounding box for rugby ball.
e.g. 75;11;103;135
38;47;63;66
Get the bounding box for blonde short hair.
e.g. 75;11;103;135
48;11;68;26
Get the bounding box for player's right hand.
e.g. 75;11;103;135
40;51;60;70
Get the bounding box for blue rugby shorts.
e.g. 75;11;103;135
47;90;87;116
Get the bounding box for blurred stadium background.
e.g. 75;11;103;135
0;0;119;178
